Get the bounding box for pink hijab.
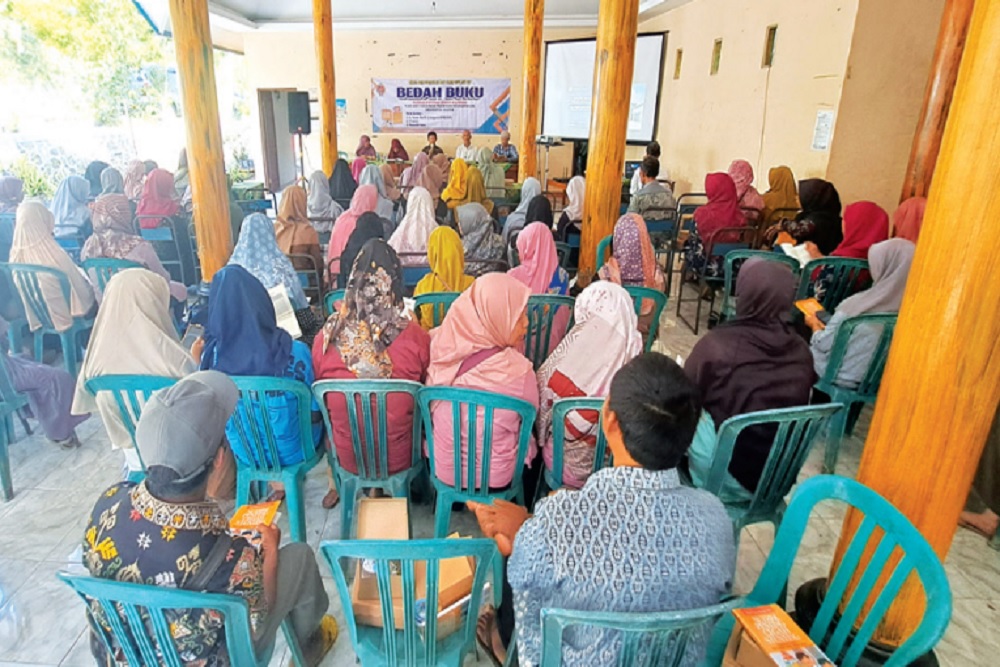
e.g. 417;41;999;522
508;222;559;294
727;159;765;211
351;157;367;183
892;197;927;243
327;185;378;271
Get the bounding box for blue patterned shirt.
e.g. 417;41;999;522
508;467;735;666
493;143;519;163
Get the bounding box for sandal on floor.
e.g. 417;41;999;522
476;606;506;667
322;489;340;509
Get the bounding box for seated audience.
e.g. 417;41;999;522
174;149;189;195
312;240;431;508
502;177;542;244
627;156;675;221
356;134;377;159
380;163;402;203
464;166;495;215
728;158;765;215
456;129;477;163
99;167;124;196
328;158;357;207
457;202;504;277
350;157;367;183
422;130;444;158
807;238;914;388
477;147;507;199
510;195;554;265
401;152;440;200
804;200;889;303
442;158;469;210
307;170;343;233
387;138;409;162
556;175;585;240
328;184;378;274
0;175;24;214
892;196;927;243
123;160;145;201
630;140;662;196
682;173;746;279
493;130;519;163
81;371;337;666
685;259;815;501
413;227;476;329
431;153;451;186
509;222;569;296
427;273;538;488
388;186;439;263
275;184;325;294
470;353;734;666
768;178;843;253
51;175;92;238
136;168;180;229
84;160;110;198
535;282;642;489
73;269;198;478
358;164;396;226
600;213;666;335
338;212;386;289
761;165;799;228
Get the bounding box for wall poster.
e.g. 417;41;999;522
371;78;511;134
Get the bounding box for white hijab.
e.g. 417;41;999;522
307;170;343;231
563;175;585;221
10;201;96;332
389;187;438;263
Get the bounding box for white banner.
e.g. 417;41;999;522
371;78;511;135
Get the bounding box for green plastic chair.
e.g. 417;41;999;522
228;376;324;543
796;257;872;313
412;291;460;329
524;294;575;370
8;263;96;376
622;286;667;353
417;386;536;537
705;475;952;667
540;397;609;497
82;258;143;293
323;288;345;317
698;403;844;545
312;379;424;539
0;357;29;501
137;216;195;286
84;375;178;481
540;598;745;667
595;234;613;271
675;226;756;335
718;250;802;323
814;313;898;473
320;538;500;667
57;572;305;666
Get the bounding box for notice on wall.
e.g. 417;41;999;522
371;78;511;134
811;110;835;151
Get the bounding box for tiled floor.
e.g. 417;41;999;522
0;289;996;666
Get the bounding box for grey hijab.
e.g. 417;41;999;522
359;164;395;222
100;167;125;195
457;203;504;264
836;239;915;317
502;177;541;243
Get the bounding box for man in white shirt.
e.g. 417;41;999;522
455;129;477;163
630;140;670;196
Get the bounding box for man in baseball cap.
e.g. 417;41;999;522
82;371;337;665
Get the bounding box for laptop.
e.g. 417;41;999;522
624;160;642;179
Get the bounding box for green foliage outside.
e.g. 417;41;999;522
1;156;55;198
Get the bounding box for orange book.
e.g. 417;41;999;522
229;501;281;531
794;297;825;318
729;605;835;666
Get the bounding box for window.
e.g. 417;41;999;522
674;49;683;79
711;39;723;76
762;25;778;67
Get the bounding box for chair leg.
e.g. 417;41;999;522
339;477;358;540
285;472;306;543
0;427;12;501
60;331;76;377
32;331;43;363
235;471;250;510
434;490;453;538
825;407;849;474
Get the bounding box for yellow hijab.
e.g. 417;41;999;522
761;166;799;225
441;158;468;206
413;227;475;329
462;166;495;215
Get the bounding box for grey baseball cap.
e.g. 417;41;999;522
136;370;238;483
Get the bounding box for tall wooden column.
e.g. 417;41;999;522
899;0;973;201
519;0;544;183
313;0;338;175
834;0;1000;645
167;0;232;280
578;0;639;284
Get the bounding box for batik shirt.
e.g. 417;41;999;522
493;143;519;163
82;481;266;666
507;467;735;667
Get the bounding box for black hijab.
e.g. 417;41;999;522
329;159;357;204
524;195;553;228
339;212;387;288
796;179;843;255
84;161;110;198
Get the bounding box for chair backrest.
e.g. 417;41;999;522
57;572;263;666
706;404;844;518
540;598;745;667
136;216;175;241
623;286;666;353
289;252;322;303
417;386;536;496
554;242;571;270
324;288;346;317
412;292;460;329
7;263;72;330
312;379;423;482
749;475;952;667
82;258;143;293
816;313;898;399
675;193;708;220
84;375;178;467
137;216;190;285
595;234;613;270
796;257;872;313
549;397;609;488
720;250;802;320
703;226;757;262
320;538;499;667
402;265;433;290
523;294;575;371
228;376;315;472
642;208;678;236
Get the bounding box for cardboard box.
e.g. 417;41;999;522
722;605;835;667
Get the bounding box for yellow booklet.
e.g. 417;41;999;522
229;501;281;532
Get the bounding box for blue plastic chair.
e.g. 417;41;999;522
289;252;323;306
402;265;433;291
84;375;178;481
412;291;460;329
320;538;500;667
8;263;95;376
323;288;345;317
417;387;536;537
623;286;667;353
697;404;844;545
312;379;424;539
0;356;29;501
718;250;802;322
595;234;613;271
540;598;745;667
82;258;143;293
524;294;575;370
705;475;952;667
540;397;609;497
228;376;324;543
814;313;898;473
57;572;305;667
796;257;872;313
675;226;757;335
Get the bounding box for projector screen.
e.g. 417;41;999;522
542;34;665;144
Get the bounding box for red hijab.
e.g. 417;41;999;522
832;201;889;259
136;168;179;228
694;173;745;239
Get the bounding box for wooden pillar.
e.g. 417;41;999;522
167;0;232;280
519;0;544;183
899;0;973;201
313;0;338;175
833;0;1000;645
577;0;639;284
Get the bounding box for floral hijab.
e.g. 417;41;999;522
228;212;310;310
81;194;143;262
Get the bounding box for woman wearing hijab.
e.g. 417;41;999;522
328;184;378;274
459;166;495;216
892;197;927;243
338;212;386;289
123;160;146;201
426;273;538;489
413;227;476;329
388;138;409;161
727;159;765;214
457;202;505;277
761;166;799;227
685;259;816;501
51;175;92;238
509;222;569;296
198;265;321;467
84;161;110;198
11;202;97;332
358;164;396;227
275;184;325;294
350;157;368;183
599;213;667;335
329;158;357;207
476;147;506;199
804;200;890;306
768;178;843;254
389;186;439;264
0;176;23;214
682;172;747;278
313;239;430;508
99;167;125;196
306;170;343;233
72;269;198;476
229;212;312;317
806;238;913;389
380;163;402;202
136;168;180;229
535;282;642;489
356;135;378;159
502;177;542;243
442;158;469;210
401;152;428;193
174;149;189;195
556;175;585;240
431;153;451;183
81;194;187;302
